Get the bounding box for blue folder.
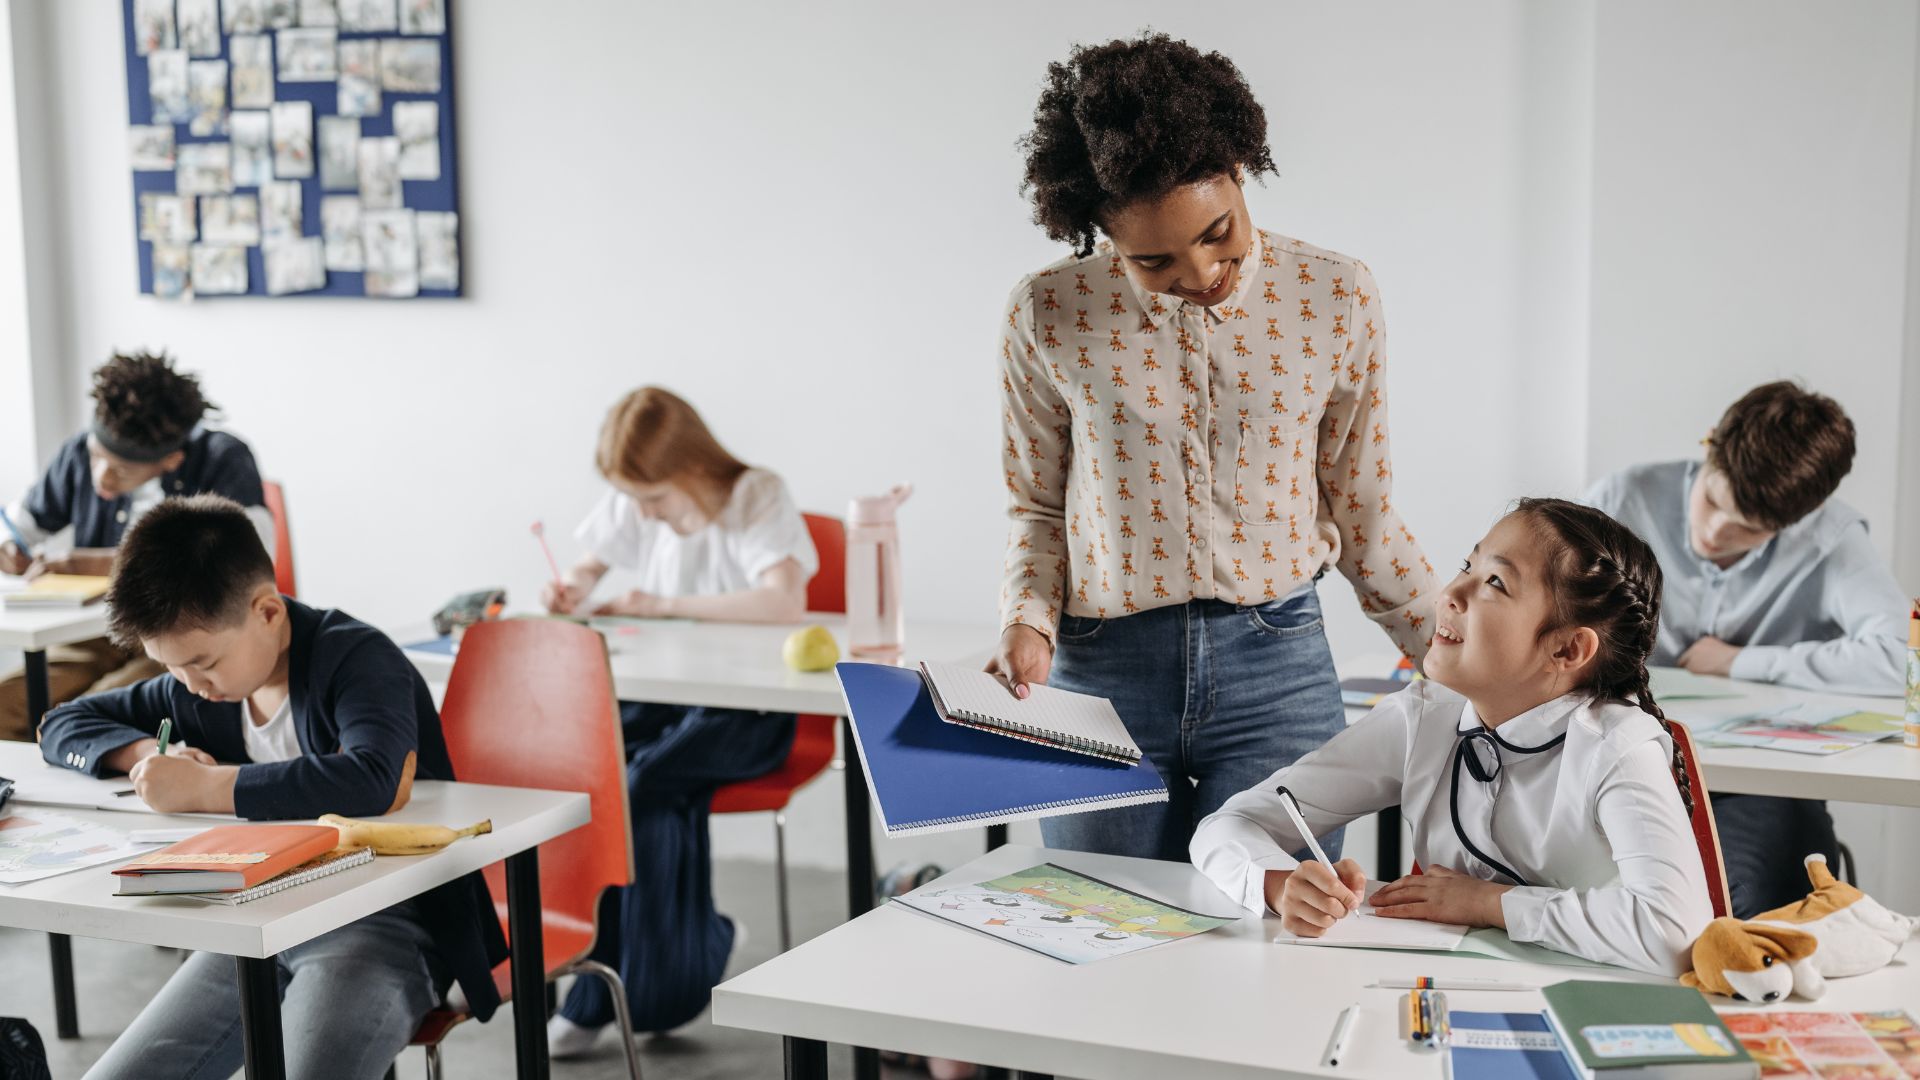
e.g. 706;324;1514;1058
835;662;1168;835
1447;1012;1577;1080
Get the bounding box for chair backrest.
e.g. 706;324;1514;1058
438;619;633;957
1667;721;1732;919
801;513;846;615
262;480;297;598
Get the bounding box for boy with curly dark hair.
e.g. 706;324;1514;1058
986;33;1437;864
0;351;269;741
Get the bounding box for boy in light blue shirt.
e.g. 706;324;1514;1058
1584;381;1909;916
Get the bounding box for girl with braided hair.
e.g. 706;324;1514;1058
1191;498;1715;976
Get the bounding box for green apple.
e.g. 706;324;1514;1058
782;625;840;672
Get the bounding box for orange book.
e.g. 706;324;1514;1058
113;824;341;896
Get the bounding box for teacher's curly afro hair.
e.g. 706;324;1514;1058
1019;33;1276;258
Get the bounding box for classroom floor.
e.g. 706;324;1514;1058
0;859;941;1080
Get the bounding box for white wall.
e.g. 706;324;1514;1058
18;1;1587;873
10;2;1917;901
1589;0;1920;907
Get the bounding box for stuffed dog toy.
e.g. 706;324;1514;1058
1682;853;1916;1003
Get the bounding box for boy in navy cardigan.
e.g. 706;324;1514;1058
39;495;506;1080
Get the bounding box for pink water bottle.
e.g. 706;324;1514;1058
846;484;911;659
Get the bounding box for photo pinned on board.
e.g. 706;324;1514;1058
298;0;339;27
264;0;297;30
362;208;419;298
392;101;439;180
178;0;221;58
261;180;303;243
379;38;440;93
139;193;198;245
229;34;274;109
148;50;191;124
152;244;192;300
190;244;249;295
175;143;234;196
187;59;228;137
339;0;398;33
321;195;364;271
356;135;401;209
132;0;176;56
265;237;328;295
201;194;262;246
416;210;457;291
222;0;267;36
399;0;445;36
337;40;382;118
230;110;272;187
128;125;175;171
270;100;314;179
319;115;361;191
277;27;338;82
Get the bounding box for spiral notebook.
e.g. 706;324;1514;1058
182;846;374;905
837;662;1168;836
918;661;1141;764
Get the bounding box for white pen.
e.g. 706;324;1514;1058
1322;1003;1360;1068
1374;977;1537;992
1274;785;1333;868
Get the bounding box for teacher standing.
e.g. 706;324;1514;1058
987;33;1438;861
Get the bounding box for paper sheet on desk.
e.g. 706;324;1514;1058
1270;880;1469;950
8;761;237;818
1648;666;1743;700
0;808;147;884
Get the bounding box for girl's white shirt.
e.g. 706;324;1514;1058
575;468;818;599
1189;680;1714;975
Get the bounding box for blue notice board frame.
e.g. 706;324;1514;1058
119;0;461;298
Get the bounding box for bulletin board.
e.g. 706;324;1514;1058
120;0;461;299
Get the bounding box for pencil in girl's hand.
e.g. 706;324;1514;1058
155;717;173;757
530;521;563;586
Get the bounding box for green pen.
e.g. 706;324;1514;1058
155;717;173;757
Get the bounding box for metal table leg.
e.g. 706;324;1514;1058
236;955;285;1080
506;848;550;1080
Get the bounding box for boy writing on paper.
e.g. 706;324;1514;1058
0;351;272;741
1583;381;1909;916
38;496;505;1080
1192;500;1714;976
540;386;817;1056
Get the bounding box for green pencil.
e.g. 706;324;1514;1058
155;717;172;757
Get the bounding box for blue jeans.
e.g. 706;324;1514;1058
83;903;445;1080
559;702;795;1033
1039;588;1347;862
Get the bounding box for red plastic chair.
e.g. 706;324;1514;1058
709;513;844;952
1668;721;1732;918
405;619;641;1080
262;480;297;598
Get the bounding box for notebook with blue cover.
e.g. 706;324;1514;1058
836;662;1169;835
1449;1011;1577;1080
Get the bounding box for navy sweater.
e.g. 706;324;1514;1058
24;429;265;548
39;600;509;1020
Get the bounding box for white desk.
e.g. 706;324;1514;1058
1340;655;1920;807
0;603;111;735
714;843;1920;1080
0;741;591;1079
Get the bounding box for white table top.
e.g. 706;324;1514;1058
0;603;111;651
0;742;589;958
397;615;997;716
713;843;1920;1080
1340;655;1920;809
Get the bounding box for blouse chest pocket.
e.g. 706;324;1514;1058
1234;415;1312;526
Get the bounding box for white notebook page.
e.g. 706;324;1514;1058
918;661;1140;757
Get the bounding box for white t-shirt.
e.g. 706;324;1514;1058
574;467;819;598
242;696;302;764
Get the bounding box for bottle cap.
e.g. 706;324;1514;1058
849;483;913;526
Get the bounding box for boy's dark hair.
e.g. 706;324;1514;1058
91;352;213;460
1707;380;1855;531
107;494;275;646
1020;32;1277;257
1512;497;1692;815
